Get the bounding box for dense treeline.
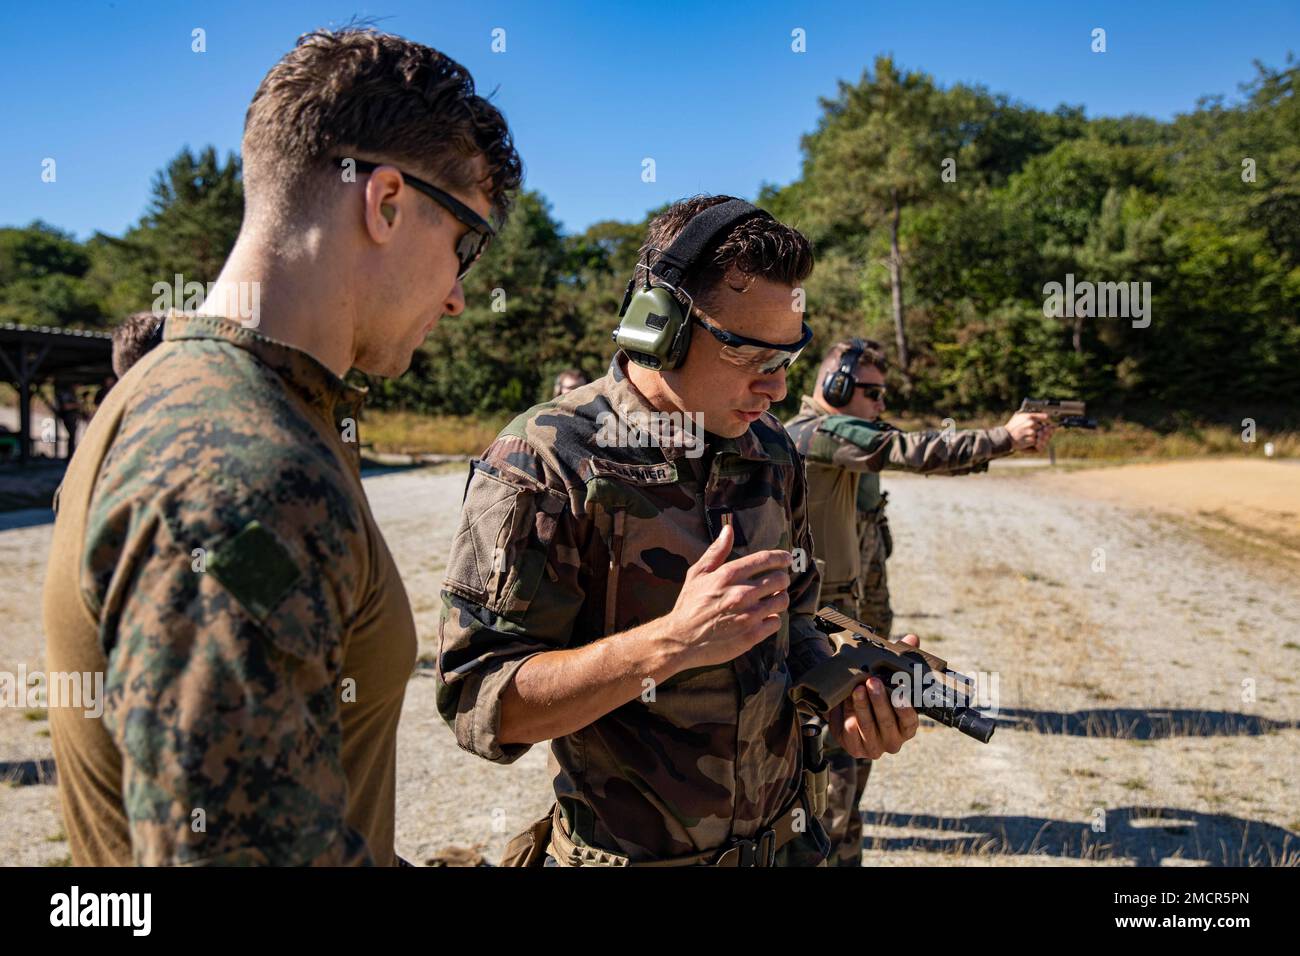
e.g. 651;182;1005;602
2;57;1296;424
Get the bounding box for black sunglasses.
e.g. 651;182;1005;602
855;382;887;401
346;159;495;279
690;307;815;374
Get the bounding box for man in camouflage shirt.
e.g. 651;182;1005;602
41;27;521;865
785;337;1053;865
436;197;923;866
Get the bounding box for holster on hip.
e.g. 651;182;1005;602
498;804;556;867
879;511;893;560
801;715;829;819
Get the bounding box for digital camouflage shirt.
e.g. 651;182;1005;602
785;395;1014;592
435;352;833;864
43;313;417;866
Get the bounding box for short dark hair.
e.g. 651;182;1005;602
242;25;523;225
820;338;888;381
112;312;166;377
637;195;813;308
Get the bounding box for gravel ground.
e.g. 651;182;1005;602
3;460;1297;866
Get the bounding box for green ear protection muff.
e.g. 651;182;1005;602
612;199;773;371
822;337;867;407
611;284;691;371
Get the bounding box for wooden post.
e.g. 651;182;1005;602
18;347;31;466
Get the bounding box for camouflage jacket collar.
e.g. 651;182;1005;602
794;394;827;423
162;312;367;425
604;350;778;464
793;394;893;432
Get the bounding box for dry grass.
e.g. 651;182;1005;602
357;407;1300;460
359;410;511;456
1045;423;1300;460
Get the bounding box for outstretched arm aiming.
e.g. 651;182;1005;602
807;410;1054;476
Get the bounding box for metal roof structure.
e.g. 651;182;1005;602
0;323;114;465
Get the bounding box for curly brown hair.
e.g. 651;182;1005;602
111;311;166;378
242;24;523;225
636;195;814;307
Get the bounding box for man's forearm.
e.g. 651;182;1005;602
884;425;1013;474
498;616;685;745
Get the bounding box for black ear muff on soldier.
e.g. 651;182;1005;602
612;199;774;371
821;337;867;408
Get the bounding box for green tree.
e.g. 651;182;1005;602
798;56;966;390
139;146;244;282
82;146;244;319
0;222;104;327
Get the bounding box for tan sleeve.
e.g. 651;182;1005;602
882;426;1014;474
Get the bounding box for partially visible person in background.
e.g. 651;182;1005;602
92;375;117;413
0;424;19;462
110;311;166;378
552;368;588;397
53;382;84;457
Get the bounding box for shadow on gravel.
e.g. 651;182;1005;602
359;456;469;479
0;461;66;515
359;461;429;479
862;806;1300;866
0;507;54;531
0;758;57;786
992;707;1298;738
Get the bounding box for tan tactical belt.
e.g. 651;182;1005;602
547;792;811;867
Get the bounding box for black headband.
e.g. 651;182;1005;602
648;200;774;288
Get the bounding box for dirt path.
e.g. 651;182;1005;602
3;459;1297;866
1043;458;1300;558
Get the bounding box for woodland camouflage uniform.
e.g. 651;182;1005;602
436;351;835;866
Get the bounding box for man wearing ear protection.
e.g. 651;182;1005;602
784;338;1053;866
436;196;923;866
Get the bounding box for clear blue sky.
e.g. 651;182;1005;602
1;0;1295;240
